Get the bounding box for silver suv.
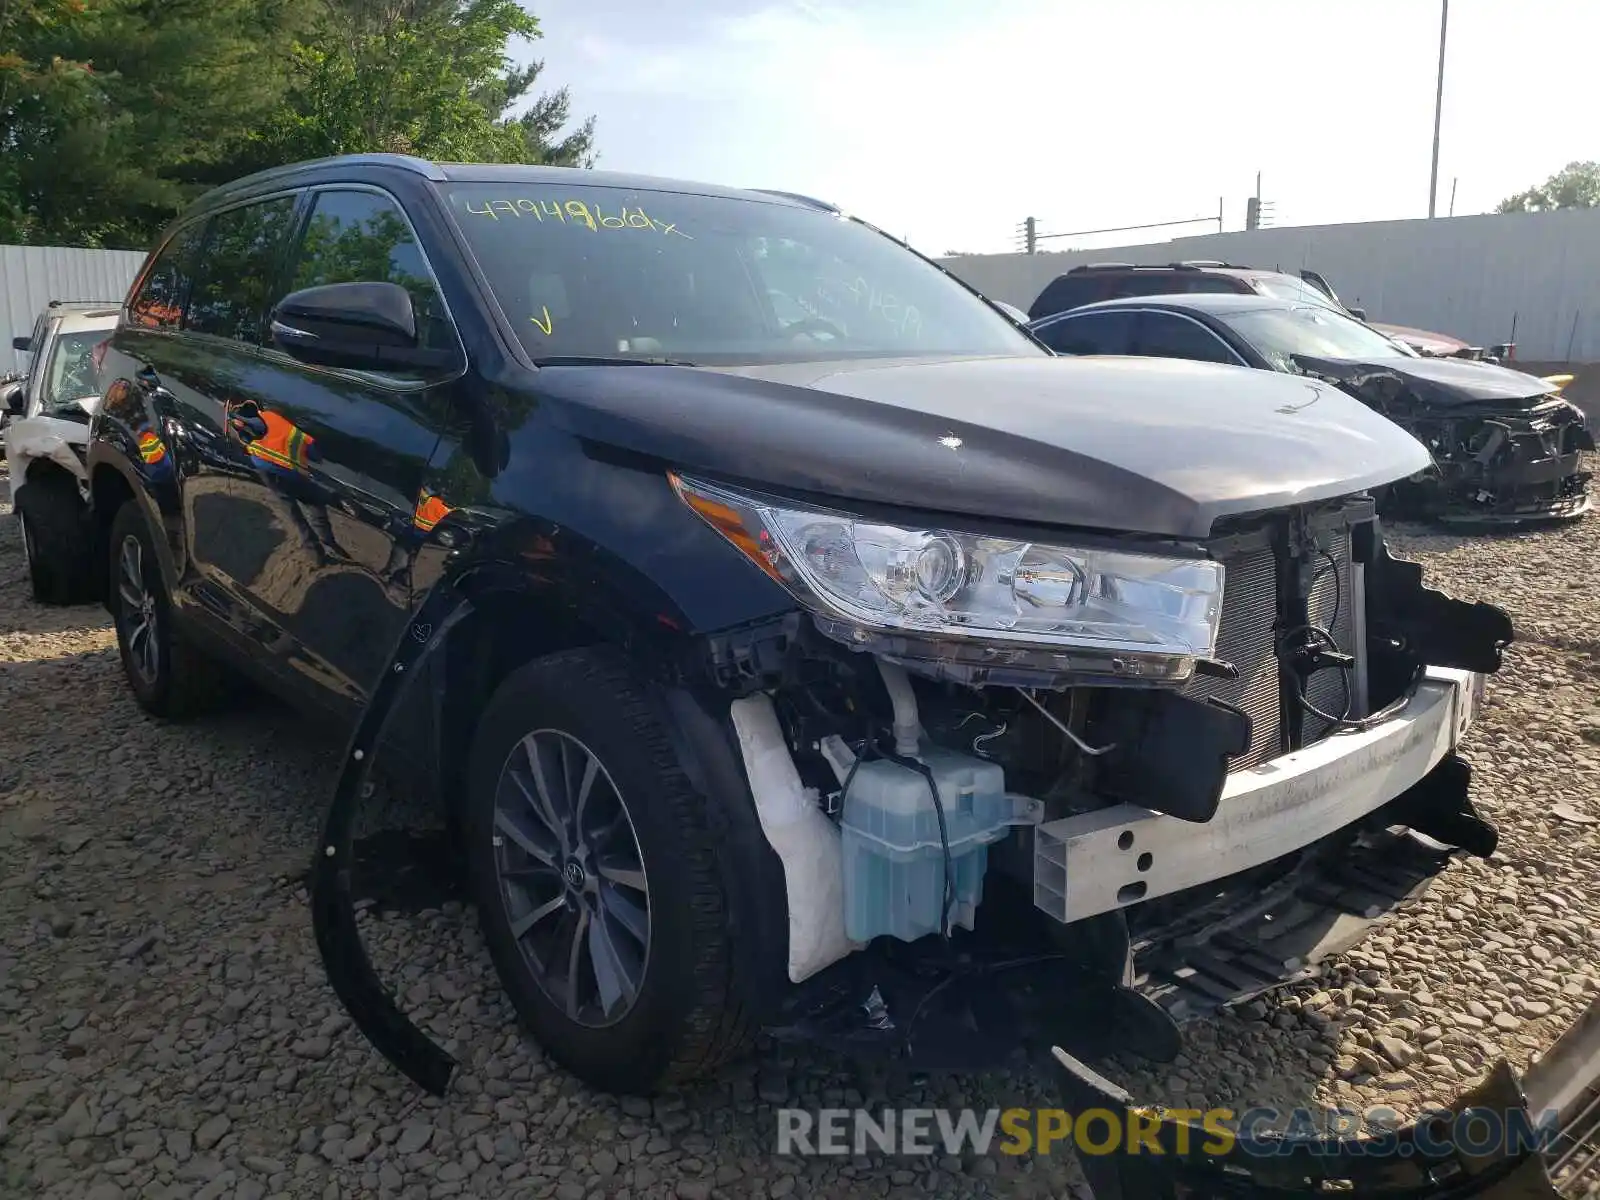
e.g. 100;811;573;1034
5;300;120;603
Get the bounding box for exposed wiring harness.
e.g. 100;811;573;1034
883;750;958;946
1280;549;1425;734
902;952;1069;1052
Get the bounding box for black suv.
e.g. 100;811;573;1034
86;154;1511;1097
1028;261;1512;361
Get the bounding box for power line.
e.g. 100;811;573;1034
1016;213;1222;253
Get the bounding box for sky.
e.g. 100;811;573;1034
515;0;1600;255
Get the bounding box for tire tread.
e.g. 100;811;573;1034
108;501;229;719
15;474;94;605
476;646;758;1090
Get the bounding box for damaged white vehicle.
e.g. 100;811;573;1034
6;302;118;603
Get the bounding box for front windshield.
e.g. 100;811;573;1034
1220;304;1412;368
43;329;112;413
443;183;1039;364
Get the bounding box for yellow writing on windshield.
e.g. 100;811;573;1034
464;198;693;239
529;307;554;336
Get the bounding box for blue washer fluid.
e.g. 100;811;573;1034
840;745;1020;943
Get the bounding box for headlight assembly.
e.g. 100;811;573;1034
671;473;1225;682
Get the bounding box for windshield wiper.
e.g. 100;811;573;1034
531;355;700;368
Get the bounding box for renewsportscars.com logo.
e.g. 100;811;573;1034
776;1105;1560;1159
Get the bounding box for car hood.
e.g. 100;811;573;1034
1368;321;1473;356
1292;353;1560;408
536;354;1431;540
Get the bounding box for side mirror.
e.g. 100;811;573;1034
269;282;450;372
12;336;30;353
1346;306;1367;321
5;387;24;416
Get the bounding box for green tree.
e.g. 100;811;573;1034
0;0;301;246
1496;161;1600;213
261;0;593;167
0;0;593;248
474;57;595;167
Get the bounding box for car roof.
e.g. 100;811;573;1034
189;153;831;218
1050;292;1307;318
1051;262;1293;282
49;307;122;332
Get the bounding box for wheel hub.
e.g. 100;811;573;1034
562;858;587;893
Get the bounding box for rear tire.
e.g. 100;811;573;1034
464;646;755;1094
109;500;228;719
14;472;95;605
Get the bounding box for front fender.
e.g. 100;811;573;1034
315;564;793;1093
5;415;90;488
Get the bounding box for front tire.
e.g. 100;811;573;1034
464;647;754;1094
108;501;227;719
14;473;95;605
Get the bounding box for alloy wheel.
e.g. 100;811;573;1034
490;729;651;1028
117;533;159;684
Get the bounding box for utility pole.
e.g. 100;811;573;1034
1428;0;1449;218
1245;172;1274;230
1023;216;1037;254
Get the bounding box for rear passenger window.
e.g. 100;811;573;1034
129;225;202;330
287;189;455;365
1034;310;1135;356
1134;313;1240;364
1028;276;1103;320
1181;276;1246;295
1110;275;1198;299
186;197;298;344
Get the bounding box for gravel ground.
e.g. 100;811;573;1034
3;460;1600;1200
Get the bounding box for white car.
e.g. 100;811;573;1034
5;302;120;603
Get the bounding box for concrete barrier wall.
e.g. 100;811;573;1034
938;209;1600;363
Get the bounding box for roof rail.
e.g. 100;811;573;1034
201;153;446;205
1069;260;1260;276
747;188;841;213
47;300;121;315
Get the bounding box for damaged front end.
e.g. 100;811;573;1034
1049;991;1600;1199
1409;399;1594;525
3;412;93;492
312;475;1514;1097
676;477;1514;1071
1296;358;1595;525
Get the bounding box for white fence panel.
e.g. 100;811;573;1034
939;209;1600;362
2;245;149;372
